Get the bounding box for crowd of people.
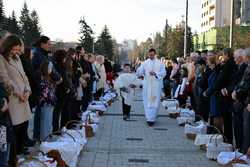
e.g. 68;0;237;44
0;30;250;167
0;32;115;167
163;48;250;155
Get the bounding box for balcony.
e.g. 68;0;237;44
209;9;215;16
209;20;215;27
209;0;216;9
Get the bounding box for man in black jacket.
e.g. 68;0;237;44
229;49;248;150
78;47;95;112
32;36;62;139
232;48;250;153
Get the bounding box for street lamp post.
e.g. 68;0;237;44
229;0;235;48
184;0;189;58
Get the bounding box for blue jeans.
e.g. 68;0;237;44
40;105;54;141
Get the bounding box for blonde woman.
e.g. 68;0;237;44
95;55;106;98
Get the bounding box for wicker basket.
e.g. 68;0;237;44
200;144;207;151
98;110;104;116
83;114;94;138
186;133;197;140
169;113;180;119
84;125;94;138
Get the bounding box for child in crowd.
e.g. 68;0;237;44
39;61;57;141
0;83;10;167
174;66;188;107
114;64;141;120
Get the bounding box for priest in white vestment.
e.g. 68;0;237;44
114;64;142;120
137;48;166;126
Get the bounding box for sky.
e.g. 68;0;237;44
3;0;202;43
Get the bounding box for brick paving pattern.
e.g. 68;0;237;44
78;90;217;167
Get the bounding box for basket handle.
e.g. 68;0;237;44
84;113;93;125
207;125;228;143
65;128;83;138
44;131;76;142
209;134;220;146
44;131;63;142
65;120;83;129
62;131;76;142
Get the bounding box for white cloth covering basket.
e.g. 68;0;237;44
40;141;82;167
40;129;85;167
82;111;100;124
180;109;195;117
162;99;178;108
62;128;87;146
217;152;250;166
177;116;195;126
18;154;57;167
88;103;107;112
184;121;207;135
206;141;233;160
233;164;250;167
194;134;223;146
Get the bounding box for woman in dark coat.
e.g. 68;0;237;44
204;55;223;132
53;50;75;131
20;48;37;109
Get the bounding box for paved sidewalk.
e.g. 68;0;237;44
78;91;217;167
